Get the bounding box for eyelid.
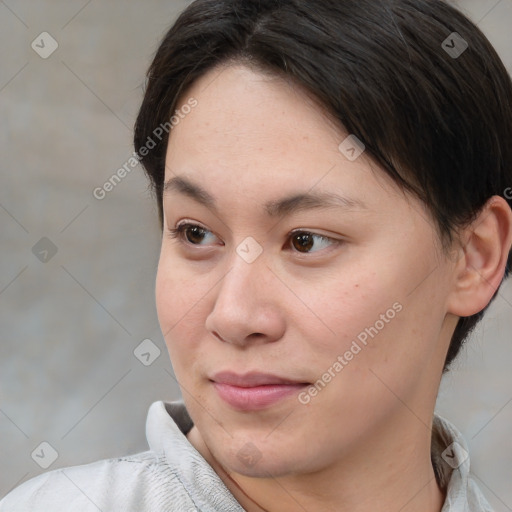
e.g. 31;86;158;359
168;221;343;255
169;220;223;245
288;229;343;255
173;221;340;239
289;227;336;239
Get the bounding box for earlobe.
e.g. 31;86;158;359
446;195;512;317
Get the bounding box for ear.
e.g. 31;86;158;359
446;195;512;317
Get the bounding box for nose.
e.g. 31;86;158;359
204;252;286;347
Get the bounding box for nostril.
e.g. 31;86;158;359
213;331;225;342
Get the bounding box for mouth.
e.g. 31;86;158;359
210;371;310;411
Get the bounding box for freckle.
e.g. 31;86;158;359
354;284;359;288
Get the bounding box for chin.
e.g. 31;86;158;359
211;433;311;478
227;454;299;479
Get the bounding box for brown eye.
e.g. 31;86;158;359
291;232;315;253
168;223;217;246
289;231;338;254
168;224;340;254
184;225;207;244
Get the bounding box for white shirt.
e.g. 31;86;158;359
0;400;494;511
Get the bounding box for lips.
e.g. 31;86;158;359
211;371;308;387
210;371;310;410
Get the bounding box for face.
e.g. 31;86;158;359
156;64;458;478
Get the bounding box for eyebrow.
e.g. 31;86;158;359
163;175;368;218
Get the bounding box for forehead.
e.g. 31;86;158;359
169;64;344;158
164;64;410;216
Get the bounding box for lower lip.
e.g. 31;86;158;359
212;382;308;411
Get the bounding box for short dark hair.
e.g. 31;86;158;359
134;0;512;372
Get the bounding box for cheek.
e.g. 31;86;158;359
299;267;396;356
155;254;207;361
299;259;428;393
311;260;448;409
296;277;415;425
155;264;182;335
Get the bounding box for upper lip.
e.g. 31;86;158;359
210;371;309;387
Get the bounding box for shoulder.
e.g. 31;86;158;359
0;450;196;512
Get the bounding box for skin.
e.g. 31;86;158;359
155;64;512;512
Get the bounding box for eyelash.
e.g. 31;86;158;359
167;222;342;255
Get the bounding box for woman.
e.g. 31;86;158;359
2;0;511;510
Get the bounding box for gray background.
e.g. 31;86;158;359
0;0;511;509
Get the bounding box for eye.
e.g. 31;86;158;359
167;222;341;254
288;230;340;254
167;222;220;246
